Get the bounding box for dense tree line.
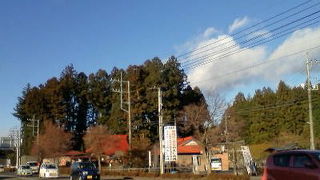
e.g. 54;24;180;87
13;57;206;154
15;55;319;157
224;80;320;147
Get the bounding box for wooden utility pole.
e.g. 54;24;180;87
158;87;164;174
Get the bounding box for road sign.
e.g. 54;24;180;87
164;126;177;162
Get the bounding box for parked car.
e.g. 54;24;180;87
39;162;59;178
211;157;222;171
70;161;100;180
17;165;33;176
26;161;40;174
262;150;320;180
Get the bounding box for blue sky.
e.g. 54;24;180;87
1;0;319;136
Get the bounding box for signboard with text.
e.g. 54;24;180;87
164;126;177;162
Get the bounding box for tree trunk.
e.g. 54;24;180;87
205;149;212;174
98;154;101;173
203;130;211;174
232;143;238;175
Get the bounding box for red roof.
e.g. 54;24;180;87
177;136;202;154
86;135;129;156
64;150;86;156
177;136;193;146
103;135;129;156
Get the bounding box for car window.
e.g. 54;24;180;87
293;154;312;168
273;154;291;167
42;164;57;169
45;164;57;169
71;163;78;170
27;162;38;166
311;152;320;162
21;166;30;169
79;162;96;170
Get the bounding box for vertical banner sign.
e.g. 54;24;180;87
164;126;177;162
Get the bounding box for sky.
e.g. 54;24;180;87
1;0;320;137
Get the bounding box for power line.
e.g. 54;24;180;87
235;95;320;114
176;0;313;59
182;10;320;69
183;14;320;70
179;1;320;63
189;44;320;84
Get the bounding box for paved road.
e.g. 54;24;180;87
250;176;261;180
0;172;261;180
0;173;132;180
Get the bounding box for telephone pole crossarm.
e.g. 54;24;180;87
111;72;132;148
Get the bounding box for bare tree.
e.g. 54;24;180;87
84;125;118;172
177;102;213;174
203;91;226;174
223;107;245;142
205;91;226;126
177;103;211;139
31;121;72;161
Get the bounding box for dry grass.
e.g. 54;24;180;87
103;170;249;180
59;166;249;179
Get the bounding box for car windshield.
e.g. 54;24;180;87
21;166;30;169
27;162;38;166
79;163;96;170
44;164;57;169
311;152;320;161
211;159;221;163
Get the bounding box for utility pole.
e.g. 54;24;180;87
10;128;20;168
16;130;20;168
225;115;228;146
128;81;131;148
306;54;318;150
27;115;39;138
36;119;40;146
26;116;40;160
112;72;132;148
158;87;164;175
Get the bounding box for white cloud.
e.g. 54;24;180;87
228;16;250;33
203;27;217;38
185;26;320;94
174;27;218;55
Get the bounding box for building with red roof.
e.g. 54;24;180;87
177;136;203;154
86;135;129;156
175;136;207;173
101;135;129;156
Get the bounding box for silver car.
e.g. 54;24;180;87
17;165;33;176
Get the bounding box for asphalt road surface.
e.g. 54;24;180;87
0;172;133;180
0;172;261;180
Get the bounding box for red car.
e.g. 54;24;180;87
262;150;320;180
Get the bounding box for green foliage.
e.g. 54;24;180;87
14;57;204;154
228;81;318;147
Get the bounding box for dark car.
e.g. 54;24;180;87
70;161;100;180
262;150;320;180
